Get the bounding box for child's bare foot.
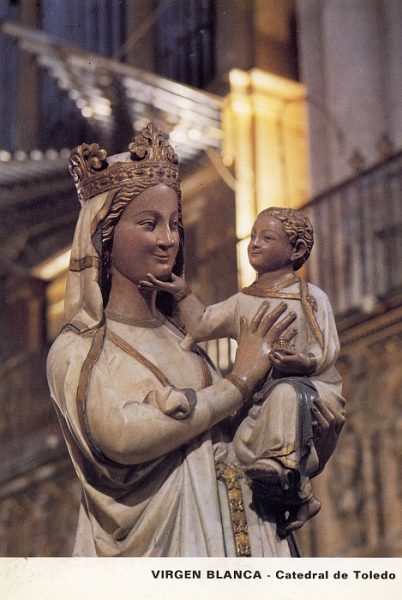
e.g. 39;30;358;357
277;496;321;538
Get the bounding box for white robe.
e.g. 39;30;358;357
175;282;346;487
176;281;345;415
47;314;293;557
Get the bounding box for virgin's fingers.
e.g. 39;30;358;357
249;301;270;332
145;273;176;291
145;273;162;284
266;312;296;338
258;302;288;334
335;414;346;433
336;422;345;435
313;398;336;423
139;280;156;288
316;400;346;433
239;316;248;337
311;406;329;430
281;327;297;343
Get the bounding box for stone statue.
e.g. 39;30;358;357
47;122;344;556
141;207;346;537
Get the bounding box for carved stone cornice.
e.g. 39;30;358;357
339;303;402;350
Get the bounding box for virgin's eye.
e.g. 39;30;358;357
170;219;179;230
139;220;155;230
263;235;274;241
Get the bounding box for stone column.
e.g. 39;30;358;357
15;0;41;151
384;1;402;151
296;0;331;194
124;0;155;70
322;0;386;182
214;0;255;92
297;0;389;191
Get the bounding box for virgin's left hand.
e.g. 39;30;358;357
312;398;345;474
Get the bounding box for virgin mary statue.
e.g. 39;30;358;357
47;123;340;556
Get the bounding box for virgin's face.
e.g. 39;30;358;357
111;184;180;284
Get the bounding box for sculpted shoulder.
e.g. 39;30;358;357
306;282;331;306
47;329;93;384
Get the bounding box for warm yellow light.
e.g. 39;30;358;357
92;100;112;116
229;69;250;89
225;68;309;287
82;106;93;118
237;238;255;288
32;247;71;281
250;69;305;100
48;298;64;318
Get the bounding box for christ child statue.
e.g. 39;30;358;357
140;207;345;536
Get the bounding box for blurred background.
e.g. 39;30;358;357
0;0;401;557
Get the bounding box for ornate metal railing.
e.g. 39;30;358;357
0;19;222;163
201;152;402;375
303;151;402;318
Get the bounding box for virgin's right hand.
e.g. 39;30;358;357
231;301;297;392
139;273;188;299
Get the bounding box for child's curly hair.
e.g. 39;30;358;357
258;207;314;271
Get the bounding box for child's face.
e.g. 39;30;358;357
248;215;293;274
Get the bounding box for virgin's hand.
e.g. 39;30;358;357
231;301;297;392
139;273;189;300
312;398;345;474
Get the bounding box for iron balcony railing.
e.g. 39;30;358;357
303;151;402;319
202;152;402;373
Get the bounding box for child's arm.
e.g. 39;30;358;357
139;273;237;342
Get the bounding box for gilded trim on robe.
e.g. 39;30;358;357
75;324;117;465
69;256;101;272
216;464;251;557
299;279;324;349
106;328;172;386
106;327;212;389
241;277;325;350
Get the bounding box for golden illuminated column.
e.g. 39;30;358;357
223;68;309;286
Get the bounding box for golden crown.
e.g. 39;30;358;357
69;123;180;203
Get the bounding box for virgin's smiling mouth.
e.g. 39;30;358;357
152;254;171;261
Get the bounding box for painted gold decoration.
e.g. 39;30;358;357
69;144;108;202
216;464;251;557
129;121;178;165
69;123;180;203
272;338;292;352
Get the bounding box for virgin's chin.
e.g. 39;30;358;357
158;272;172;282
153;266;173;281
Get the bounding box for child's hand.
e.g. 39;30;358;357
269;347;316;376
139;273;191;302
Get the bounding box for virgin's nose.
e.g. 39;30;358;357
157;226;175;249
